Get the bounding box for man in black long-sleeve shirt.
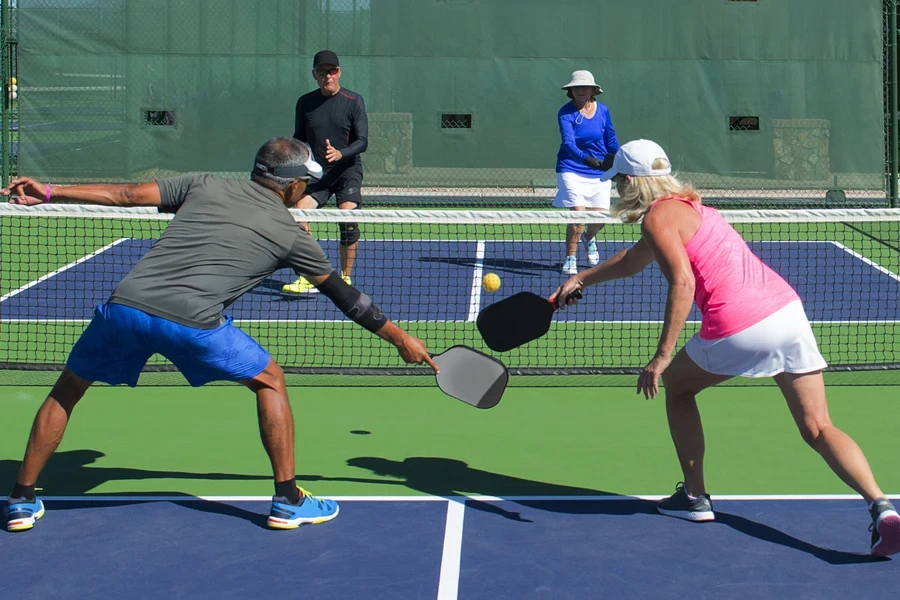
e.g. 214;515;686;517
283;50;369;294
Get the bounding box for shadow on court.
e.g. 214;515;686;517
299;455;885;565
299;455;655;523
712;511;885;565
0;449;270;529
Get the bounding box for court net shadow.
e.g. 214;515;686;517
298;455;655;524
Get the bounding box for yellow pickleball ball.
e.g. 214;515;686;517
9;77;15;85
482;272;501;293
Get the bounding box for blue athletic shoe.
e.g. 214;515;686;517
267;487;339;530
5;496;45;532
581;232;600;266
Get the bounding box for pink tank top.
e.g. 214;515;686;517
650;197;800;339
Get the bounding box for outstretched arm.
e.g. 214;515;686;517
2;177;162;207
636;208;696;398
552;239;655;307
306;271;439;373
640;212;694;363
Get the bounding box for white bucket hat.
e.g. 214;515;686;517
561;70;602;95
599;139;672;182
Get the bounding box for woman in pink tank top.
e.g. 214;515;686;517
551;139;899;555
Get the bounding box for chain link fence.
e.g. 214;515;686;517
1;0;898;208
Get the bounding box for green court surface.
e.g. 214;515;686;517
2;210;898;496
1;383;898;498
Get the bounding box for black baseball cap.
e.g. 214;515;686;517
313;50;339;68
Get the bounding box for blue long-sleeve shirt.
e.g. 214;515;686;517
555;101;619;178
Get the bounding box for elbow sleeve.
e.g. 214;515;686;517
317;271;387;333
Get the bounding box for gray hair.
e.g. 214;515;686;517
252;137;312;191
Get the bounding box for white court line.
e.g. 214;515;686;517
4;238;896;324
830;241;900;282
0;238;129;303
36;494;900;502
466;241;486;322
437;498;466;600
4;319;898;325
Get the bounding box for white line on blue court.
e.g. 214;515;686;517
437;498;466;600
467;241;486;321
4;319;898;325
0;238;129;302
830;241;900;282
36;494;900;502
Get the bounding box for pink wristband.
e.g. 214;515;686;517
44;184;51;203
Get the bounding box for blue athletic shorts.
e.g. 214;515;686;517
67;303;271;387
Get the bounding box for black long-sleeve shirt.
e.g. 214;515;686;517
293;88;368;174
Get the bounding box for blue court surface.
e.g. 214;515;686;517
2;496;897;599
2;239;899;323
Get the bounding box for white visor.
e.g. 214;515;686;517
299;141;324;180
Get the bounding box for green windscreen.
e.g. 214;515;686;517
10;0;891;207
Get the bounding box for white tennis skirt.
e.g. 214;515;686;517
552;172;612;209
684;300;827;378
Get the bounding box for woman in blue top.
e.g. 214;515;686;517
554;70;620;275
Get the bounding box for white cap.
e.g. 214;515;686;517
599;139;671;182
561;70;603;94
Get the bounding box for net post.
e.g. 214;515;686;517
891;0;899;207
1;0;9;188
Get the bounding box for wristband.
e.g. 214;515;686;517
44;184;52;203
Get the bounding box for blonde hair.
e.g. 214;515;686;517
610;158;701;223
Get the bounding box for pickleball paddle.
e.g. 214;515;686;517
432;345;508;409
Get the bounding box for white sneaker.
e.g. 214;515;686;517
582;234;600;266
561;256;578;275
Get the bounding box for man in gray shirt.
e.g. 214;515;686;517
2;137;437;533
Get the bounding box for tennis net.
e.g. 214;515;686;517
1;204;898;386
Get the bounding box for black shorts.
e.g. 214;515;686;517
304;167;363;208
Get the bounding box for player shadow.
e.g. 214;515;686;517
712;510;886;565
0;449;271;529
298;455;656;524
418;256;563;276
298;456;886;564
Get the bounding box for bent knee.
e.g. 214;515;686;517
797;418;833;447
661;371;694;399
246;360;285;392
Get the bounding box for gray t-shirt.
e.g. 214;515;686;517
108;174;334;329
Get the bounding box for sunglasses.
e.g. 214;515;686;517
314;67;339;77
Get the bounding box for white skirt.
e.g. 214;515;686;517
684;300;827;378
552;172;612;209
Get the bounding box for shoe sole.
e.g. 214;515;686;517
657;507;715;522
267;504;340;530
872;512;900;556
6;504;45;532
281;288;319;295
